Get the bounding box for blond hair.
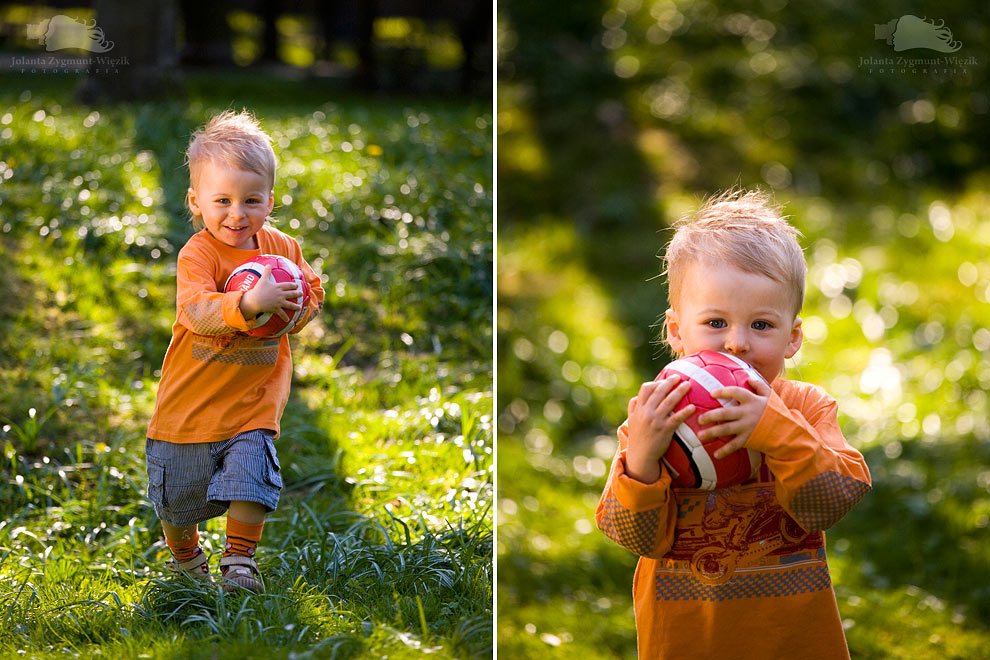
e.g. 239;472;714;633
185;110;277;228
662;188;806;342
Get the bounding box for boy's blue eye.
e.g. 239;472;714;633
706;319;726;329
752;320;771;330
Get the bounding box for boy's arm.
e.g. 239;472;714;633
746;382;871;534
176;251;255;335
287;245;325;334
595;420;679;558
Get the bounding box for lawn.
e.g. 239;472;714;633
0;72;493;659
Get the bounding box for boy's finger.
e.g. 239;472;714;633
713;436;747;459
628;396;639;416
697;405;742;426
640;376;677;408
710;386;750;403
637;380;661;399
749;375;772;396
699;421;739;441
658;381;692;414
669;403;696;426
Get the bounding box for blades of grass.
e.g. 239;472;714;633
415;594;429;640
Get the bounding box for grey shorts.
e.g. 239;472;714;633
145;429;283;527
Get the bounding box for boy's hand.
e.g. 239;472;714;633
699;376;771;459
625;375;696;484
238;264;303;322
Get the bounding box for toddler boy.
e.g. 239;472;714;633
596;189;870;658
146;110;325;592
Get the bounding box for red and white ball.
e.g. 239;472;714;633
224;255;310;338
659;350;765;490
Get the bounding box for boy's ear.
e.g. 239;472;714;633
187;187;201;216
665;308;684;355
785;316;804;359
267;191;275;215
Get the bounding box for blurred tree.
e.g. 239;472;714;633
178;0;233;66
451;0;492;95
499;0;670;383
500;0;661;231
314;0;490;94
252;0;490;93
258;0;283;64
76;0;183;102
12;0;490;95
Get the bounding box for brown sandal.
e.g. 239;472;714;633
218;554;265;593
166;549;214;583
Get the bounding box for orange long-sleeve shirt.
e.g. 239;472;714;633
147;225;325;444
596;378;871;660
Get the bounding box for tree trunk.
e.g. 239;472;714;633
76;0;183;103
179;0;233;67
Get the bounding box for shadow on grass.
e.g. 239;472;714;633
499;0;671;377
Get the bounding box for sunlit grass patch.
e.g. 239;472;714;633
498;598;636;659
833;581;990;660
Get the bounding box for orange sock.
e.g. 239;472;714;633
224;517;264;558
166;529;201;563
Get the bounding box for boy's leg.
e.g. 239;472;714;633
161;520;212;580
161;520;200;560
146;437;224;581
225;500;266;557
220;501;267;592
209;430;281;593
228;500;267;524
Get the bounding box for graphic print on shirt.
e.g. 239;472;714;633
684;487;809;583
190;334;280;366
654;483;829;600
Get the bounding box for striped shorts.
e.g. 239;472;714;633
145;429;283;527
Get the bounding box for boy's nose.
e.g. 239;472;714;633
723;330;748;354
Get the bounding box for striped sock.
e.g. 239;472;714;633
224;517;264;558
166;529;201;563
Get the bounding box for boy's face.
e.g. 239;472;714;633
188;161;274;250
666;259;803;383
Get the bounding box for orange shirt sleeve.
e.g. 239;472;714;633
175;247;255;335
746;381;871;533
595;420;679;558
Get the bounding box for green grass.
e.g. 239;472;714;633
0;73;492;658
